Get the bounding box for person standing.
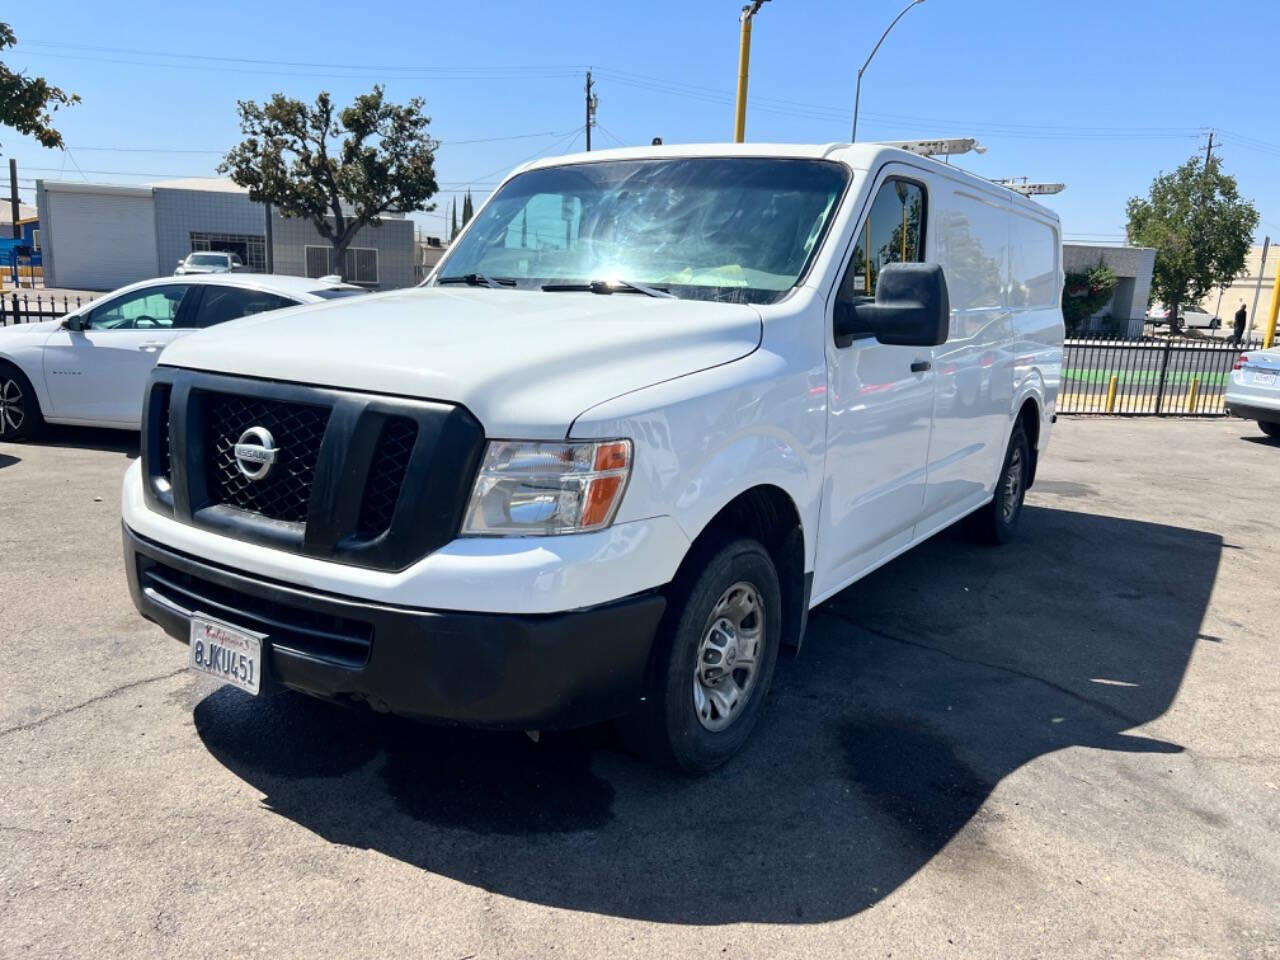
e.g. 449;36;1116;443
1233;302;1248;344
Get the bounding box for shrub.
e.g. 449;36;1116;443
1062;262;1118;334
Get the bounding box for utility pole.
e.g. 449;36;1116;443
8;159;18;239
733;1;769;143
1204;129;1215;168
584;70;598;152
263;201;274;274
1250;236;1270;334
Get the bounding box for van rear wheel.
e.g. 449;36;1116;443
621;535;781;774
965;423;1030;545
1259;421;1280;440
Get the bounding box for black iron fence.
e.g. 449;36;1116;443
1061;334;1263;416
0;292;98;326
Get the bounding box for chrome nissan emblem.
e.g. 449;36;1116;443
232;426;278;480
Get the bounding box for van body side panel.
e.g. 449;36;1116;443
1008;208;1065;449
812;164;935;600
920;185;1015;524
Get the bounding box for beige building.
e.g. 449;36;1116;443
1195;242;1277;334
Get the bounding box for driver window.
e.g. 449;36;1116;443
839;178;926;302
85;285;192;330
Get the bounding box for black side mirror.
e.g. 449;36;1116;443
64;315;86;332
834;262;950;348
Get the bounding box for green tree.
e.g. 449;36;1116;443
462;190;474;226
0;22;79;148
1126;153;1259;332
450;195;458;241
220;85;438;280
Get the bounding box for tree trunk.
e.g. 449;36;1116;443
1167;296;1182;335
331;240;349;281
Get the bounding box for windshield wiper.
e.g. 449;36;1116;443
541;279;676;299
437;273;516;289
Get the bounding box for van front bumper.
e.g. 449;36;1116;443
124;524;667;729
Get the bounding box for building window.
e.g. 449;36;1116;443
31;229;40;252
190;232;266;272
304;245;379;284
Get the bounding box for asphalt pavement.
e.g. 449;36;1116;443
2;419;1278;958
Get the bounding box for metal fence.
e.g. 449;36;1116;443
1060;334;1263;416
0;292;98;327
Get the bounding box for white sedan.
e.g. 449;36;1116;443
0;274;363;440
1226;346;1280;439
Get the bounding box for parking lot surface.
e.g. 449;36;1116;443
2;419;1278;959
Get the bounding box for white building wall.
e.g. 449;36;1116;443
38;183;159;291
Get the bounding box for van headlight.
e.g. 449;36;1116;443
461;439;632;536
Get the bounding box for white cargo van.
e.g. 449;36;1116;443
121;143;1063;772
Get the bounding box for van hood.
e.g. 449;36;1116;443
159;286;762;437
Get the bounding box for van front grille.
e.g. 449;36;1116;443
204;394;330;524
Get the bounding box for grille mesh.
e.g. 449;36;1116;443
154;384;173;484
204;394;330;524
357;417;418;538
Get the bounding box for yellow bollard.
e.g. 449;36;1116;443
1105;374;1118;413
1185;376;1200;413
1266;259;1280;350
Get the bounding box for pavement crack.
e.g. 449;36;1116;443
817;606;1148;728
0;668;187;739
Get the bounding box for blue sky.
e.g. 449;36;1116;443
6;0;1279;245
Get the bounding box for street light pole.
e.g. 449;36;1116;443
733;0;769;143
851;0;926;143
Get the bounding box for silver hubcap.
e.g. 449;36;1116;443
0;378;24;436
693;581;765;732
1002;447;1024;523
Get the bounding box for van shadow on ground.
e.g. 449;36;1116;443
194;504;1219;925
32;424;139;457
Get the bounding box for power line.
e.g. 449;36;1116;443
12;40;1210;141
16;40;585;75
55;130;576;155
14;46;582;83
595;124;629;148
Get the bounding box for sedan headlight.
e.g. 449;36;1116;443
461;439;632;536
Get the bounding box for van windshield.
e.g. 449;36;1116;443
435;157;850;305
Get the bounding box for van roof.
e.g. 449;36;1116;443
518;142;1061;223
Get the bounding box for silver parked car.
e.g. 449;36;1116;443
175;252;244;275
1226;346;1280;439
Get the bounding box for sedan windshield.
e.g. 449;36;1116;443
435;157;850;304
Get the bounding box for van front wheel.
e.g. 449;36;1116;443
622;535;781;774
965;423;1030;545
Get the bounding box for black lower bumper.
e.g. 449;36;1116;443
1225;401;1280;424
123;524;666;729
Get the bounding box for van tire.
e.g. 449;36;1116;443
620;534;781;774
965;423;1030;545
0;361;43;442
1259;421;1280;440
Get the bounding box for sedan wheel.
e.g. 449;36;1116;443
0;367;42;441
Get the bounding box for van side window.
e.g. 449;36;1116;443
840;178;926;302
1010;215;1060;308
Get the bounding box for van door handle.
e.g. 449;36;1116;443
910;359;932;373
138;341;166;352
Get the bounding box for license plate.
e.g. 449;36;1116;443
1253;371;1277;386
190;614;263;695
